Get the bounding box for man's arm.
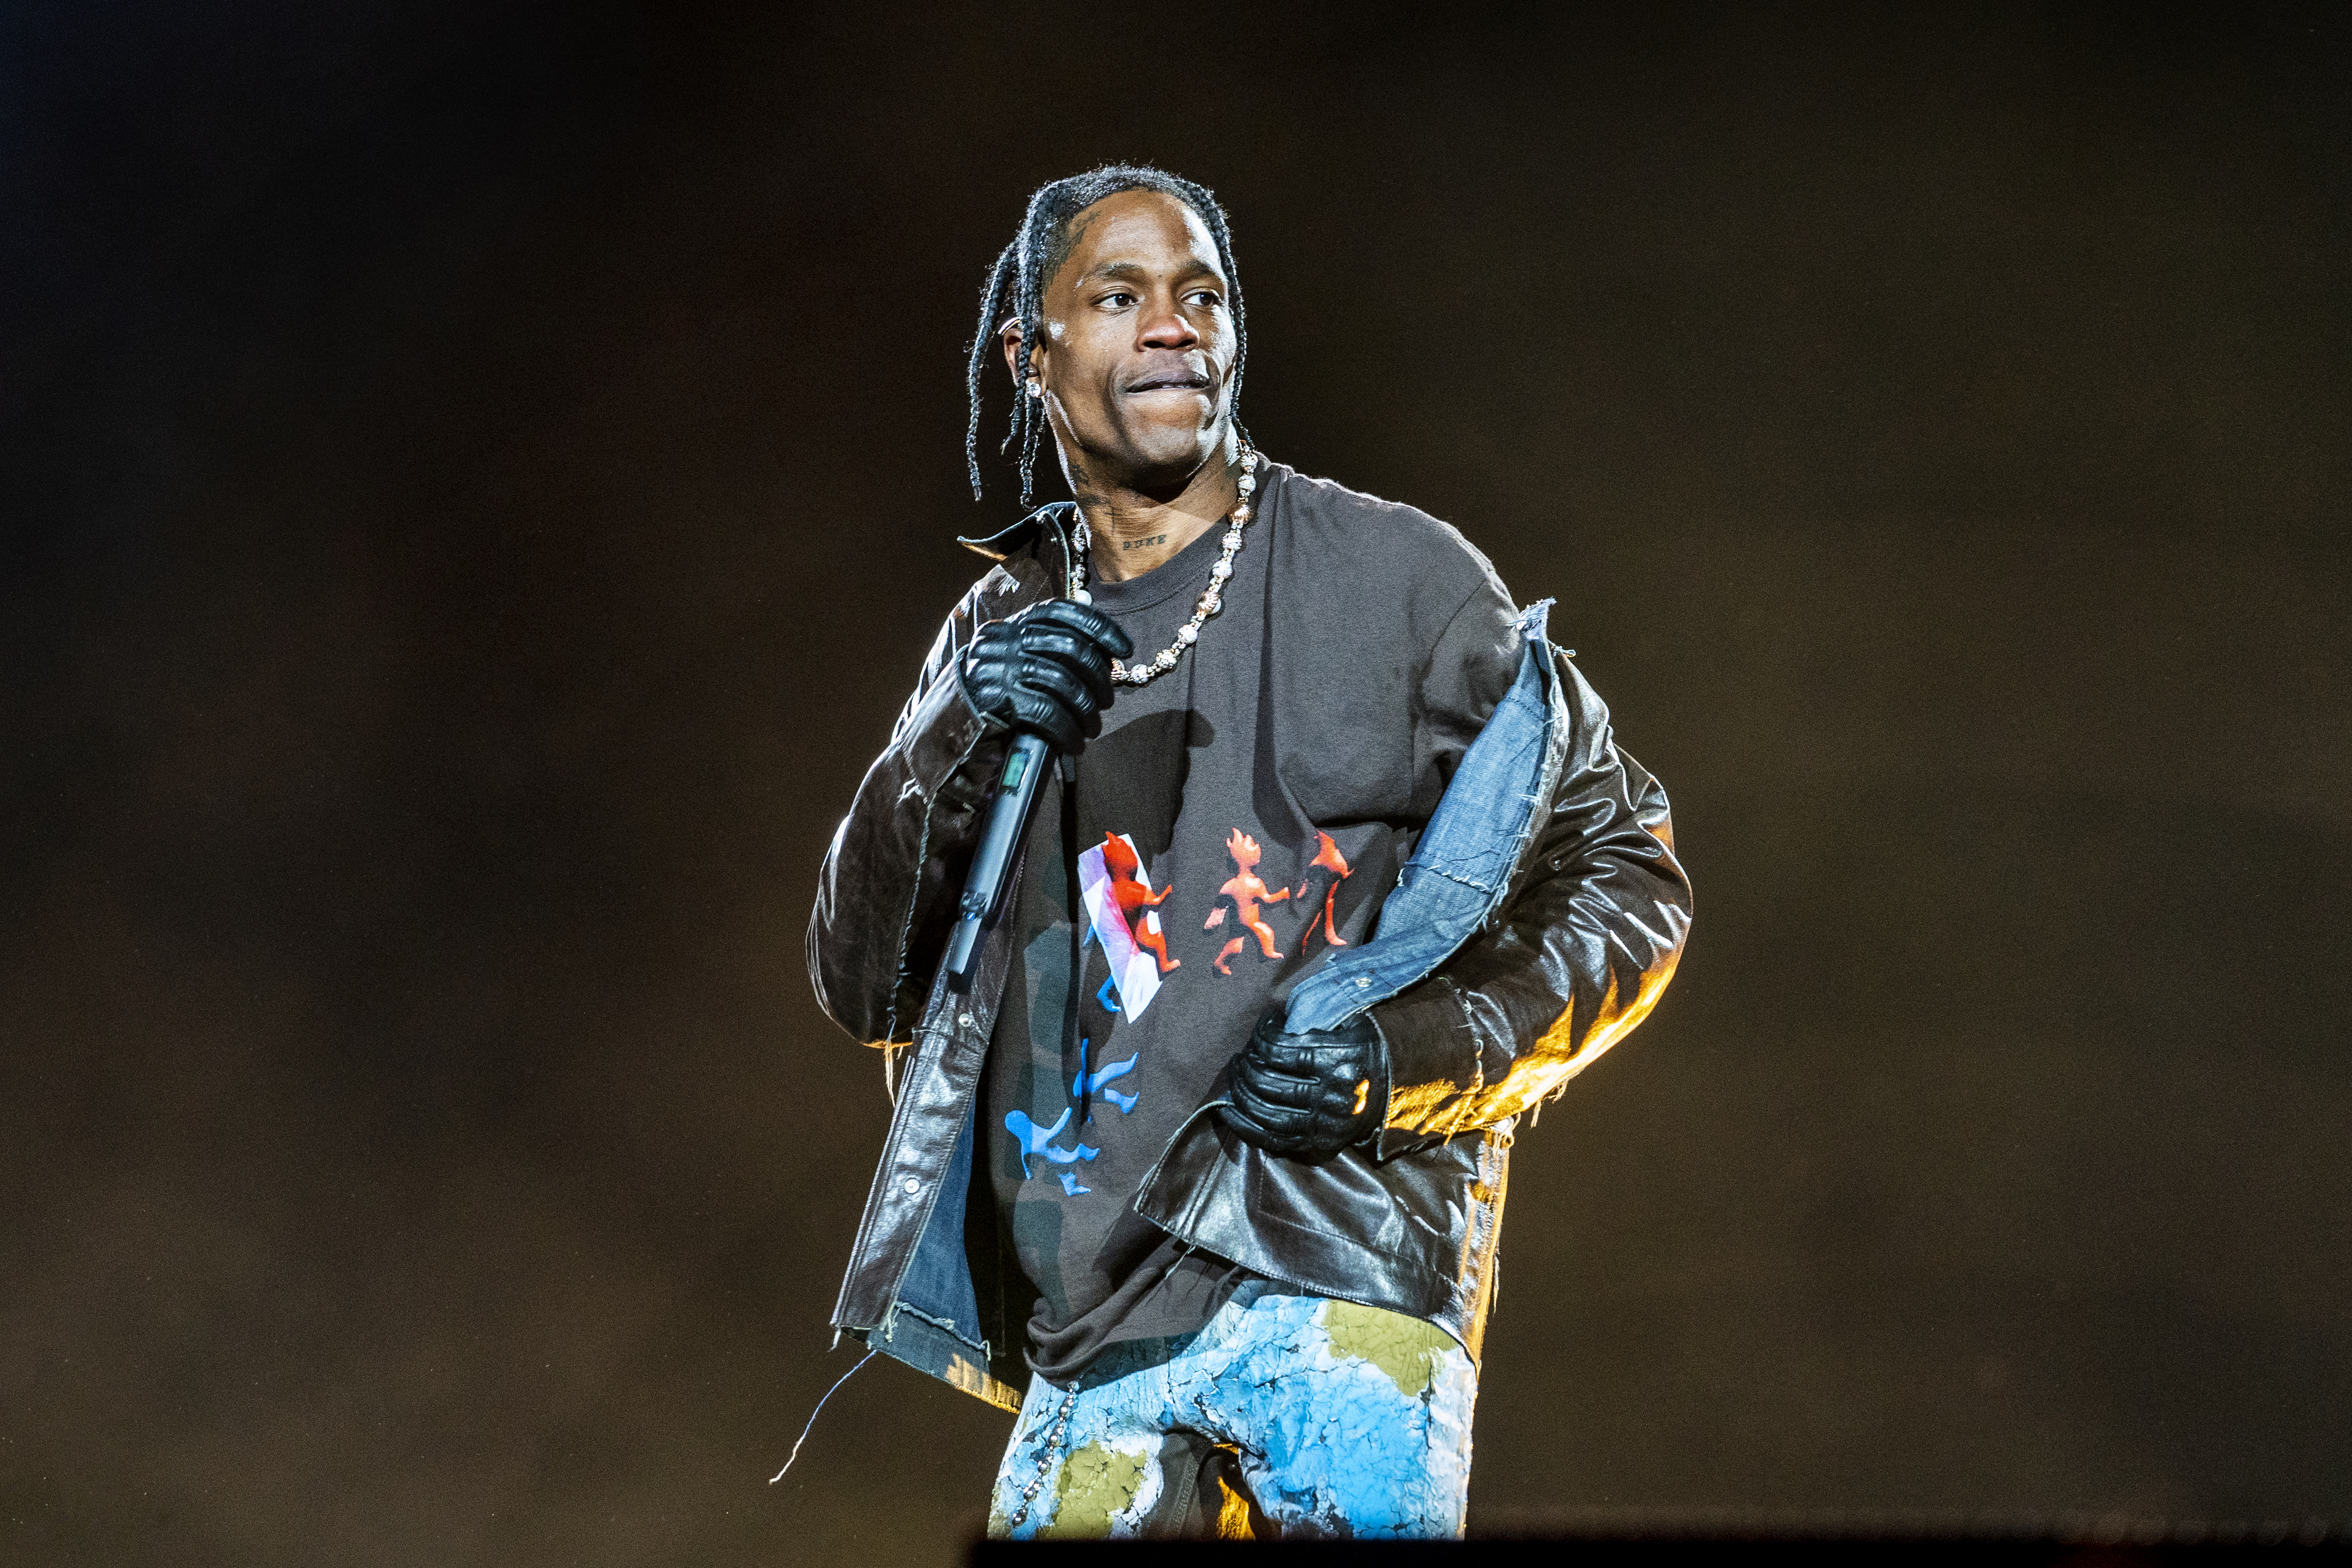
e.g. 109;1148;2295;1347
806;592;1003;1047
806;584;1131;1047
1371;653;1693;1145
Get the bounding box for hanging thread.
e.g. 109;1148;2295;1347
769;1347;879;1484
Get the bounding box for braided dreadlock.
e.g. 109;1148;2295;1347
965;165;1248;507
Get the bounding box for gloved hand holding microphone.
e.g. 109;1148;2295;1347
943;598;1133;982
959;598;1132;752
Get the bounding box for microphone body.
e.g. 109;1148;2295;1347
943;731;1053;984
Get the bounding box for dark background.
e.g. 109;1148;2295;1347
5;2;2348;1562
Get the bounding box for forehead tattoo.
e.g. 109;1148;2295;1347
1041;209;1099;293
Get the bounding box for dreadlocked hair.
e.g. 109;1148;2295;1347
964;165;1248;507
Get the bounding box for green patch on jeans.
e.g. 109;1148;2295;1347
1319;1300;1457;1399
1040;1441;1148;1538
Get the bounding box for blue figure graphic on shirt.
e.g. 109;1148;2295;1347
1072;1039;1140;1116
1004;1108;1099;1181
1058;1171;1091;1196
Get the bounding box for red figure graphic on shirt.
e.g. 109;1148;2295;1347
1294;830;1354;949
1099;832;1180;974
1205;828;1290;975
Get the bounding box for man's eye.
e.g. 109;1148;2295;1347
1100;291;1136;308
1188;291;1223;308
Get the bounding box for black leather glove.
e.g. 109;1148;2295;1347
959;599;1133;754
1221;1010;1390;1159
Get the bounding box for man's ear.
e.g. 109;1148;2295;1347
999;318;1037;386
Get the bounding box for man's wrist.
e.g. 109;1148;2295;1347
1368;975;1481;1129
949;642;1012;736
899;663;1008;830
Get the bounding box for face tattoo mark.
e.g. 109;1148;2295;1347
1206;828;1290;975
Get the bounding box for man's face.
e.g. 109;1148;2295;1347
1006;189;1237;488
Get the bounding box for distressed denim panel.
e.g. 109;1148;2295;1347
1283;601;1556;1036
894;1096;984;1349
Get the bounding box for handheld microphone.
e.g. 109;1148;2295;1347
942;731;1053;985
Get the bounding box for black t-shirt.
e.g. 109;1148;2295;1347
979;461;1520;1383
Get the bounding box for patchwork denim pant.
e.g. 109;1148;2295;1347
985;1288;1478;1540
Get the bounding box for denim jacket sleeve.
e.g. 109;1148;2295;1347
805;579;1014;1047
1369;653;1691;1145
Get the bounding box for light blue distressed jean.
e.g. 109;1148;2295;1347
986;1286;1477;1540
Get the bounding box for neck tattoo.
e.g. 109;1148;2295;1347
1070;444;1257;687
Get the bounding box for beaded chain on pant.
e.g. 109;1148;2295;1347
985;1287;1477;1540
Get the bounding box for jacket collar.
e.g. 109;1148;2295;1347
956;501;1077;565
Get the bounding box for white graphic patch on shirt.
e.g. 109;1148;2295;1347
1078;833;1168;1021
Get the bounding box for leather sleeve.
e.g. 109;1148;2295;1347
1370;655;1692;1147
806;585;1010;1046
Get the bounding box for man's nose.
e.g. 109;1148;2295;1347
1138;297;1199;350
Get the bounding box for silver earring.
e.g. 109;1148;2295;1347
1025;380;1043;399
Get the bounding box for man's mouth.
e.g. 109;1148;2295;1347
1124;371;1213;395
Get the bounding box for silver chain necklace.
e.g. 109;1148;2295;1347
1069;444;1257;685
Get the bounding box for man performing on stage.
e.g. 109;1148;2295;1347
807;166;1691;1539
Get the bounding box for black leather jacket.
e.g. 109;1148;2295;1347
807;467;1691;1410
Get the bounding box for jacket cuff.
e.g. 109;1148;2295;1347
1371;975;1482;1150
902;658;1003;819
